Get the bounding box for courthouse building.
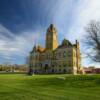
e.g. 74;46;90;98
29;24;81;74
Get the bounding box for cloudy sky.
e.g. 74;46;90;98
0;0;100;66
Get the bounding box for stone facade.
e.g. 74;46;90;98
29;24;81;74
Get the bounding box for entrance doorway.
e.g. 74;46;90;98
44;64;49;72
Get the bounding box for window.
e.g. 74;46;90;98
59;65;61;67
42;55;44;59
59;69;61;71
69;61;71;67
35;55;38;59
64;64;66;67
68;52;71;56
63;51;66;57
40;64;42;67
59;52;61;58
55;69;57;72
46;54;48;59
52;69;54;73
35;64;37;67
54;62;57;67
53;53;56;59
30;64;32;67
47;54;50;59
63;69;66;73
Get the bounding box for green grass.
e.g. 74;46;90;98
0;74;100;100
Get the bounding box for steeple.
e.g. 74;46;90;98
45;24;58;50
50;24;54;30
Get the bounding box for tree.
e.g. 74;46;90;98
84;20;100;62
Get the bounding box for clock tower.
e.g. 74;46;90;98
46;24;58;50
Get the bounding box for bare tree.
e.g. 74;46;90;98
84;20;100;62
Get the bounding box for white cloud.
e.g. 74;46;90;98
67;0;100;41
0;24;43;63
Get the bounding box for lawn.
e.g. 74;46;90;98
0;74;100;100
